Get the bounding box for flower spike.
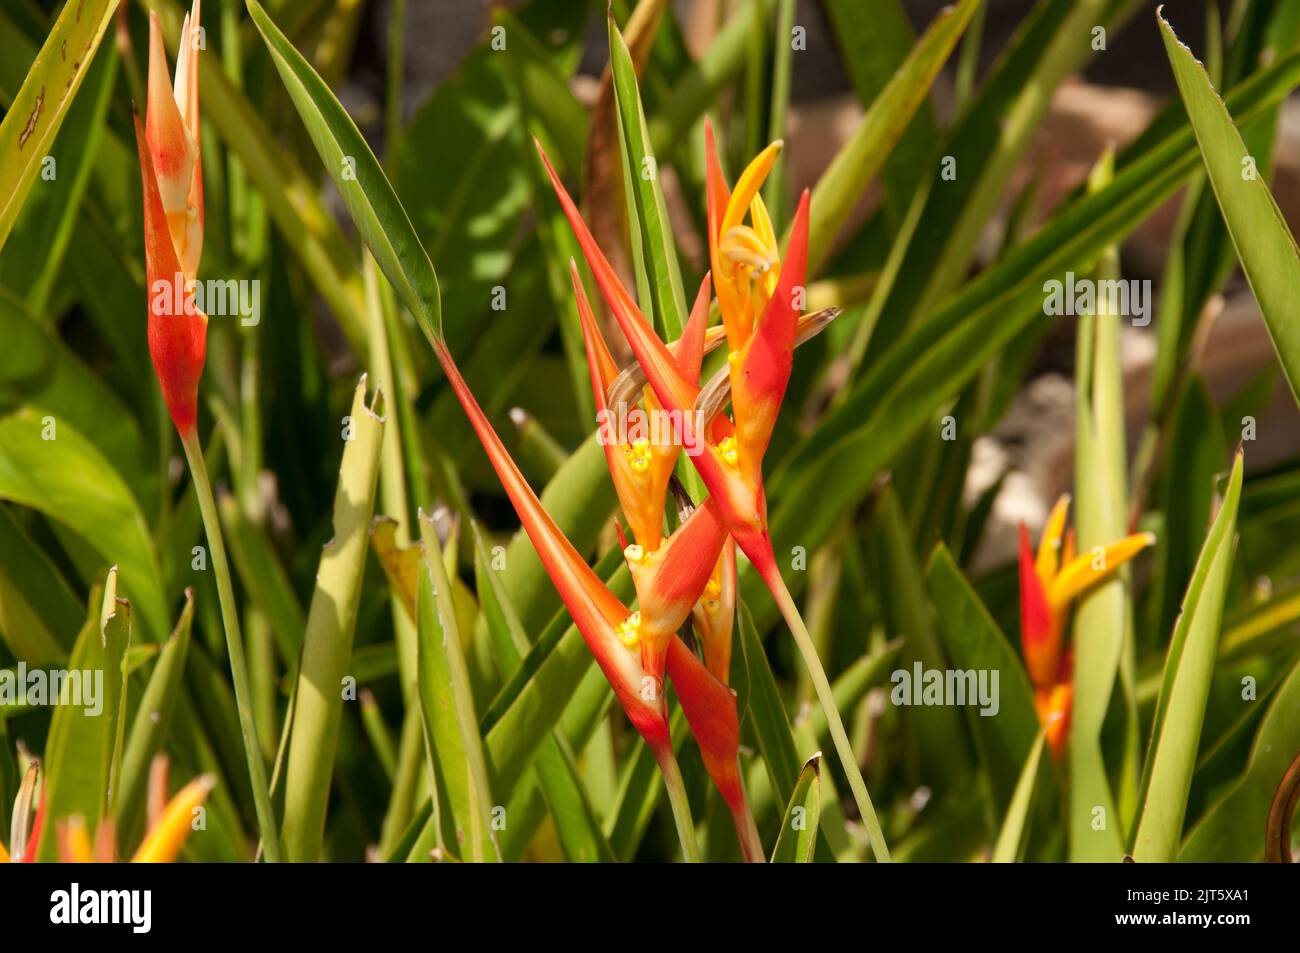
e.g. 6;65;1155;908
432;338;670;748
541;128;892;861
137;2;207;436
563;256;754;855
1018;496;1154;757
729;187;808;489
574;260;675;553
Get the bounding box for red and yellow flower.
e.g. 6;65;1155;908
569;261;758;859
1019;495;1154;757
538;122;809;617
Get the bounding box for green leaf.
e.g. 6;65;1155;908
416;510;500;862
493;8;588;184
1159;9;1300;409
281;379;385;861
0;0;119;252
823;0;938;232
762;0;797;232
770;753;821;863
867;0;1141;348
393;32;524;356
248;0;443;344
0;289;148;489
0;410;168;641
473;525;614;863
807;0;980;272
1181;654;1300;861
1148;379;1227;647
0;503;81;663
735;601;801;803
1069;159;1135;860
115;589;193;849
874;485;968;790
745;41;1300;635
1129;451;1243;862
925;543;1041;815
218;491;306;665
647;0;775;156
991;731;1046;863
609;15;689;338
36;568;130;860
0;34;117;314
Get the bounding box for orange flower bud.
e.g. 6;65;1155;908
136;3;206;435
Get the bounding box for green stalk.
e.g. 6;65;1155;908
654;747;700;863
179;427;282;862
764;564;890;862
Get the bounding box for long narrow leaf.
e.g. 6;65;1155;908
806;0;980;272
35;569;130;860
281;379;386;861
1159;9;1300;408
248;0;443;344
1129;451;1243;862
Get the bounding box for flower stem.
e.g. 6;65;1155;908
180;428;283;863
655;747;701;863
764;563;891;862
732;795;766;863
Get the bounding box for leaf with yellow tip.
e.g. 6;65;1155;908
371;515;421;624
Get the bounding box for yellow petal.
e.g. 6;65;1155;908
1035;494;1071;586
721;141;783;238
749;193;777;250
131;774;215;863
1049;532;1155;611
0;840;9;863
749;196;780;298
